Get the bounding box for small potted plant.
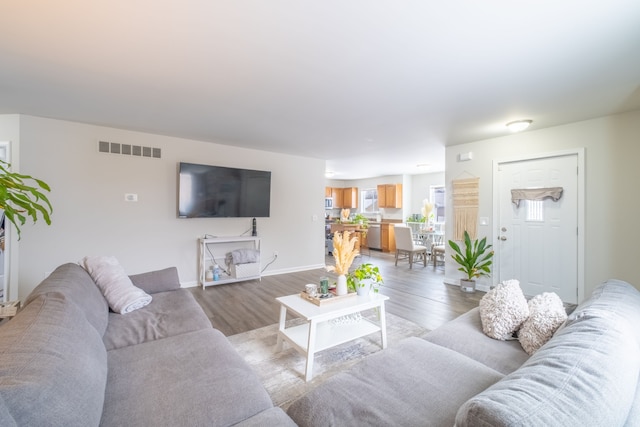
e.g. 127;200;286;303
448;230;493;293
347;263;383;296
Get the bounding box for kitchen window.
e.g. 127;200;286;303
361;188;378;213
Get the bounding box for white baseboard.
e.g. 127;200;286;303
444;276;491;293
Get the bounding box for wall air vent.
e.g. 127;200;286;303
98;141;161;159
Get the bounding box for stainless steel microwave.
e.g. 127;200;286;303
325;197;333;209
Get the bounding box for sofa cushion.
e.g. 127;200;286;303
456;299;640;427
102;289;213;350
424;307;530;375
129;266;181;294
626;380;640;427
287;337;504;427
101;328;274;427
0;293;108;427
24;263;109;336
479;279;529;340
518;292;567;355
233;407;298;427
562;279;640;342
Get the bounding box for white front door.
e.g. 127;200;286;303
497;154;579;303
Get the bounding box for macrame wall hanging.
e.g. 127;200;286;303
452;177;479;240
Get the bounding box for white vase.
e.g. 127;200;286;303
336;274;348;296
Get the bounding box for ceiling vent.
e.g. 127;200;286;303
98;141;161;159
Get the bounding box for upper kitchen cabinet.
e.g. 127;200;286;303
377;184;402;208
342;187;358;209
325;187;332;197
331;187;343;208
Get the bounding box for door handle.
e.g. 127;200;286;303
499;236;507;241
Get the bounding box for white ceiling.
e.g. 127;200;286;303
1;1;639;179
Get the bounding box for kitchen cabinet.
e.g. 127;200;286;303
325;187;358;209
330;223;365;251
377;184;402;208
342;187;358;209
380;223;397;253
331;188;343;208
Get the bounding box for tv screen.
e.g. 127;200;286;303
178;162;271;218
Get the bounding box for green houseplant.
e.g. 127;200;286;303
448;230;493;293
0;160;53;239
347;263;383;296
350;213;369;227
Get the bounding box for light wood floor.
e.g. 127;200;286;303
189;250;485;336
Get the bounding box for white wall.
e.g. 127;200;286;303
2;115;327;298
410;172;445;219
444;110;640;297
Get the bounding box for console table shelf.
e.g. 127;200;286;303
198;236;261;288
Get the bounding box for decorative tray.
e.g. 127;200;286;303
299;290;357;306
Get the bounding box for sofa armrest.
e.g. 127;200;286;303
129;267;181;294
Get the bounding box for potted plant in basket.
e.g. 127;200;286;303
347;263;383;296
448;230;493;293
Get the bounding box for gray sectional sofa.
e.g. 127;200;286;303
0;263;296;426
287;279;640;426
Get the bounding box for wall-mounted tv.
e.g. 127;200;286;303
178;162;271;218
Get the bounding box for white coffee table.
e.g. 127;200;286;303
275;292;389;381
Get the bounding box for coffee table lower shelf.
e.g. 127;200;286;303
279;319;381;354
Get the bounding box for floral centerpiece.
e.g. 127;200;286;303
326;230;359;295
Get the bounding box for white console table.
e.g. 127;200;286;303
198;236;261;288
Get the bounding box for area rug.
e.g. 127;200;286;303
228;313;428;411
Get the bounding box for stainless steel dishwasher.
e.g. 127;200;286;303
367;224;381;249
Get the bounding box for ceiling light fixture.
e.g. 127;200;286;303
506;120;532;132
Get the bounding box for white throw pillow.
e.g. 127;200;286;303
80;256;152;314
518;292;567;355
479;279;529;340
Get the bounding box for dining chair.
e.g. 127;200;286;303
393;225;427;268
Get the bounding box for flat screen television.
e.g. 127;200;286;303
178;162;271;218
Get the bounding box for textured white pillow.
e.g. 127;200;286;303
479;279;529;340
518;292;567;355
